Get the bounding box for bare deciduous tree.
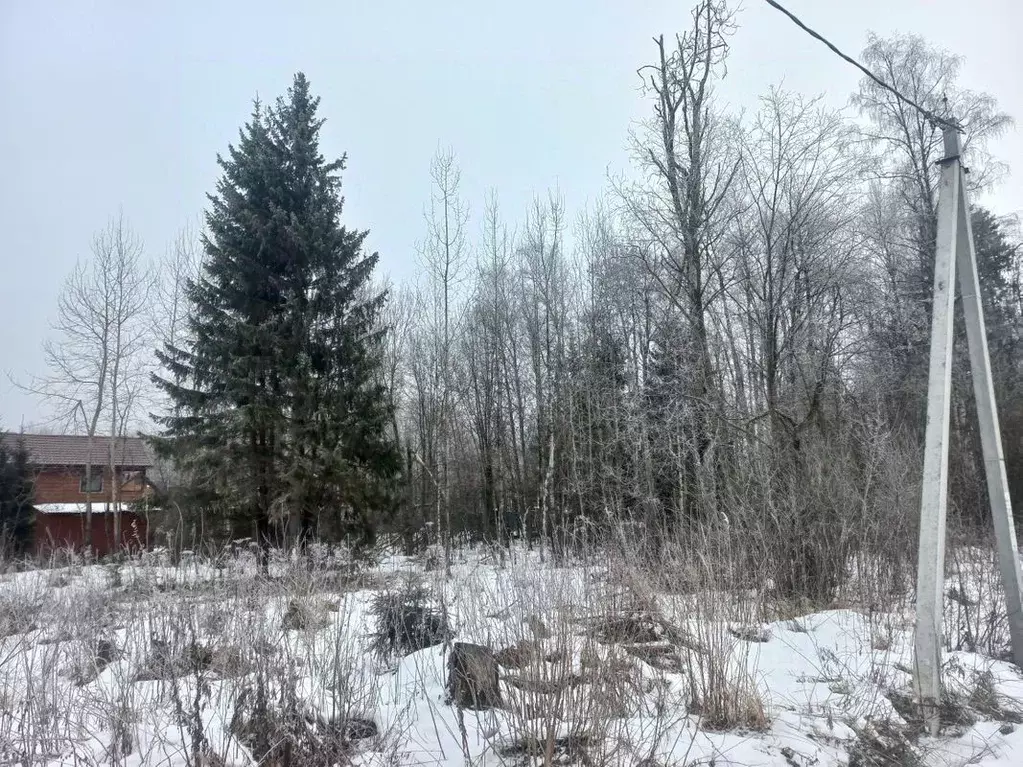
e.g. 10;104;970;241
463;192;517;544
378;279;417;513
620;0;740;523
731;89;861;450
414;148;469;569
31;213;150;550
852;33;1013;380
153;223;202;389
519;193;569;555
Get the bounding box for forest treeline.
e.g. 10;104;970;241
381;6;1021;589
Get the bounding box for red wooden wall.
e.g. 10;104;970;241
32;466;149;504
34;512;148;558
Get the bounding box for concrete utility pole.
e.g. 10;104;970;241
914;126;1023;735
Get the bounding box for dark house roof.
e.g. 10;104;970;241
0;433;154;468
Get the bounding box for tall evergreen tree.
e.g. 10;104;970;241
154;73;399;550
0;432;35;557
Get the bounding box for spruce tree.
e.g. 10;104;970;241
0;432;34;557
154;73;399;549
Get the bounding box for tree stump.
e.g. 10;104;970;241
447;642;501;710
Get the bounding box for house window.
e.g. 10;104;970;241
80;473;103;494
121;469;145;488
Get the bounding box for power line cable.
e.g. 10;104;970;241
761;0;961;132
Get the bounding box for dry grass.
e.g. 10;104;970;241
614;524;771;736
0;521;1016;766
0;546;390;766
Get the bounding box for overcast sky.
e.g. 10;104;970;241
1;0;1020;430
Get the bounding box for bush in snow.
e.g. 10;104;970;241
369;581;450;659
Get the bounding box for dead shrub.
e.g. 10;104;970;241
71;636;122;686
586;611;663;645
281;598;328;632
495;732;596;765
134;635;214;682
968;670;1023;723
0;591;41;637
229;671;376;766
848;720;921;767
618;519;771;734
495;639;541;669
945;541;1012;658
687;651;768;732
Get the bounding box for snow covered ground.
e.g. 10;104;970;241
1;544;1021;766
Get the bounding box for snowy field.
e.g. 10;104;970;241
1;543;1022;767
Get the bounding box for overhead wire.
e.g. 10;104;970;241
761;0;961;132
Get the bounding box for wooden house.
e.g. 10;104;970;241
0;433;153;556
